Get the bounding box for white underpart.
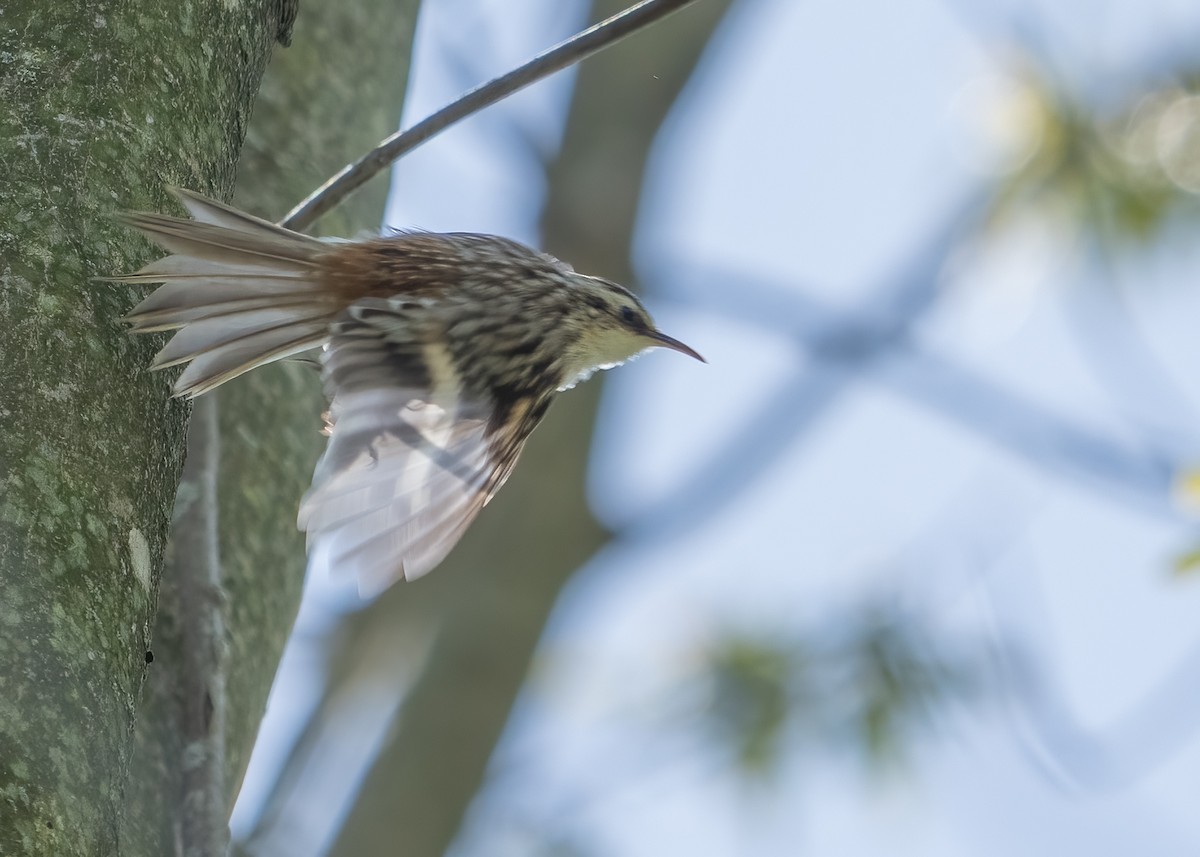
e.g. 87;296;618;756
560;326;649;391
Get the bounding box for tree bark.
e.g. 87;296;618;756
0;2;288;854
326;2;737;854
121;1;420;854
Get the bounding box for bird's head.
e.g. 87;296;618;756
559;274;704;389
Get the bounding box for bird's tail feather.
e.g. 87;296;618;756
106;188;337;397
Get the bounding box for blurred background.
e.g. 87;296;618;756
230;0;1200;854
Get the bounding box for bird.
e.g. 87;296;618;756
109;188;703;594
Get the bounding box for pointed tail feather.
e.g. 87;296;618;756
109;189;338;398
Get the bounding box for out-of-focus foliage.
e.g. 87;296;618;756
1171;547;1200;576
989;63;1200;241
1171;469;1200;576
702;607;984;778
706;637;792;774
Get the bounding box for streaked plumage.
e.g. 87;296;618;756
109;188;702;593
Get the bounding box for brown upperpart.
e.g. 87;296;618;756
318;234;465;305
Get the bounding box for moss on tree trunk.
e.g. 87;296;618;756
0;1;288;853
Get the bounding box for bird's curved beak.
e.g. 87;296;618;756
647;330;706;363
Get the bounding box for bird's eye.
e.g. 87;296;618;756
620;306;641;327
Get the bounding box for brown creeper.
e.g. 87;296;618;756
110;189;703;593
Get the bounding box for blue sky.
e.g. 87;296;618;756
235;1;1200;853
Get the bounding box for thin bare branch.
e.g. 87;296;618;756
280;0;704;231
172;396;230;857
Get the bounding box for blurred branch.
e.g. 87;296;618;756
631;52;1198;539
282;0;705;231
981;563;1200;793
238;587;437;854
1033;635;1200;789
1060;265;1198;452
649;248;1186;536
326;2;738;855
623;189;991;540
875;348;1180;516
1056;171;1200;459
222;0;421;805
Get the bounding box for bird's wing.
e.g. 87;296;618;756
298;299;526;595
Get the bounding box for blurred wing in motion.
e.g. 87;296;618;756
298;299;527;595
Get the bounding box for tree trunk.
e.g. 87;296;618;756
0;1;288;854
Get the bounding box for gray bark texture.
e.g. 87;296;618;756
120;1;419;855
0;2;289;854
326;1;737;854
